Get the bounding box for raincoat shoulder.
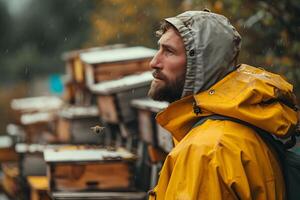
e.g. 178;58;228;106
151;117;285;200
150;64;296;200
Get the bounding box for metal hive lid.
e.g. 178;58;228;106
90;71;153;95
59;105;99;119
44;147;135;162
11;96;63;113
131;98;169;113
61;44;125;61
80;46;156;65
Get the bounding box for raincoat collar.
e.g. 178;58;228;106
156;64;298;143
156;94;198;142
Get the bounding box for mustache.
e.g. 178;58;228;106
152;70;167;80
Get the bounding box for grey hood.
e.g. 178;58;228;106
165;10;242;97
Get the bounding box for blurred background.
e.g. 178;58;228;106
0;0;299;133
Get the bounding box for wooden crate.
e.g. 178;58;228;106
44;147;137;192
56;106;102;144
80;46;156;87
27;176;51;200
91;72;152;124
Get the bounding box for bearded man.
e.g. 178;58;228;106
148;10;298;200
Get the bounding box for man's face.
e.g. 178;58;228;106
148;27;187;103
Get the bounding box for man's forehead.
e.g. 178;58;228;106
158;28;182;45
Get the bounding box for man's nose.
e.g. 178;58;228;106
149;51;162;70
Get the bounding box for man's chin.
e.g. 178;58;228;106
148;80;183;103
148;87;161;101
148;85;164;101
148;86;173;102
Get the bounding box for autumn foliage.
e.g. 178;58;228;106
89;0;300;94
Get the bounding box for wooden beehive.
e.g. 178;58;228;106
80;46;156;87
0;136;18;162
62;45;125;85
20;112;57;143
44;147;137;192
90;71;153;125
131;99;170;188
62;45;125;105
131;98;173;153
56;105;102;144
10;96;63;143
11;96;63;121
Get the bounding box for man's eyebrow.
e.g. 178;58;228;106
158;42;177;52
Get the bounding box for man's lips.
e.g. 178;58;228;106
152;71;165;80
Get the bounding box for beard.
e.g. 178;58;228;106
148;70;185;103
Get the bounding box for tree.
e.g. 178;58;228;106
88;0;182;48
0;0;96;82
89;0;300;95
0;0;97;132
190;0;300;93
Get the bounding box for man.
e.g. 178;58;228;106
148;10;298;199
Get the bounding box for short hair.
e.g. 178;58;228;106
155;21;180;37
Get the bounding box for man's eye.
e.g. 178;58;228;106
164;48;174;55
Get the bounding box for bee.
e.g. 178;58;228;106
90;125;106;134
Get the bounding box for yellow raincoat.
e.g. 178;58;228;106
149;65;298;200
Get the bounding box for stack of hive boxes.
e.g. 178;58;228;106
2;96;63;199
1;45;175;200
48;45;157;200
